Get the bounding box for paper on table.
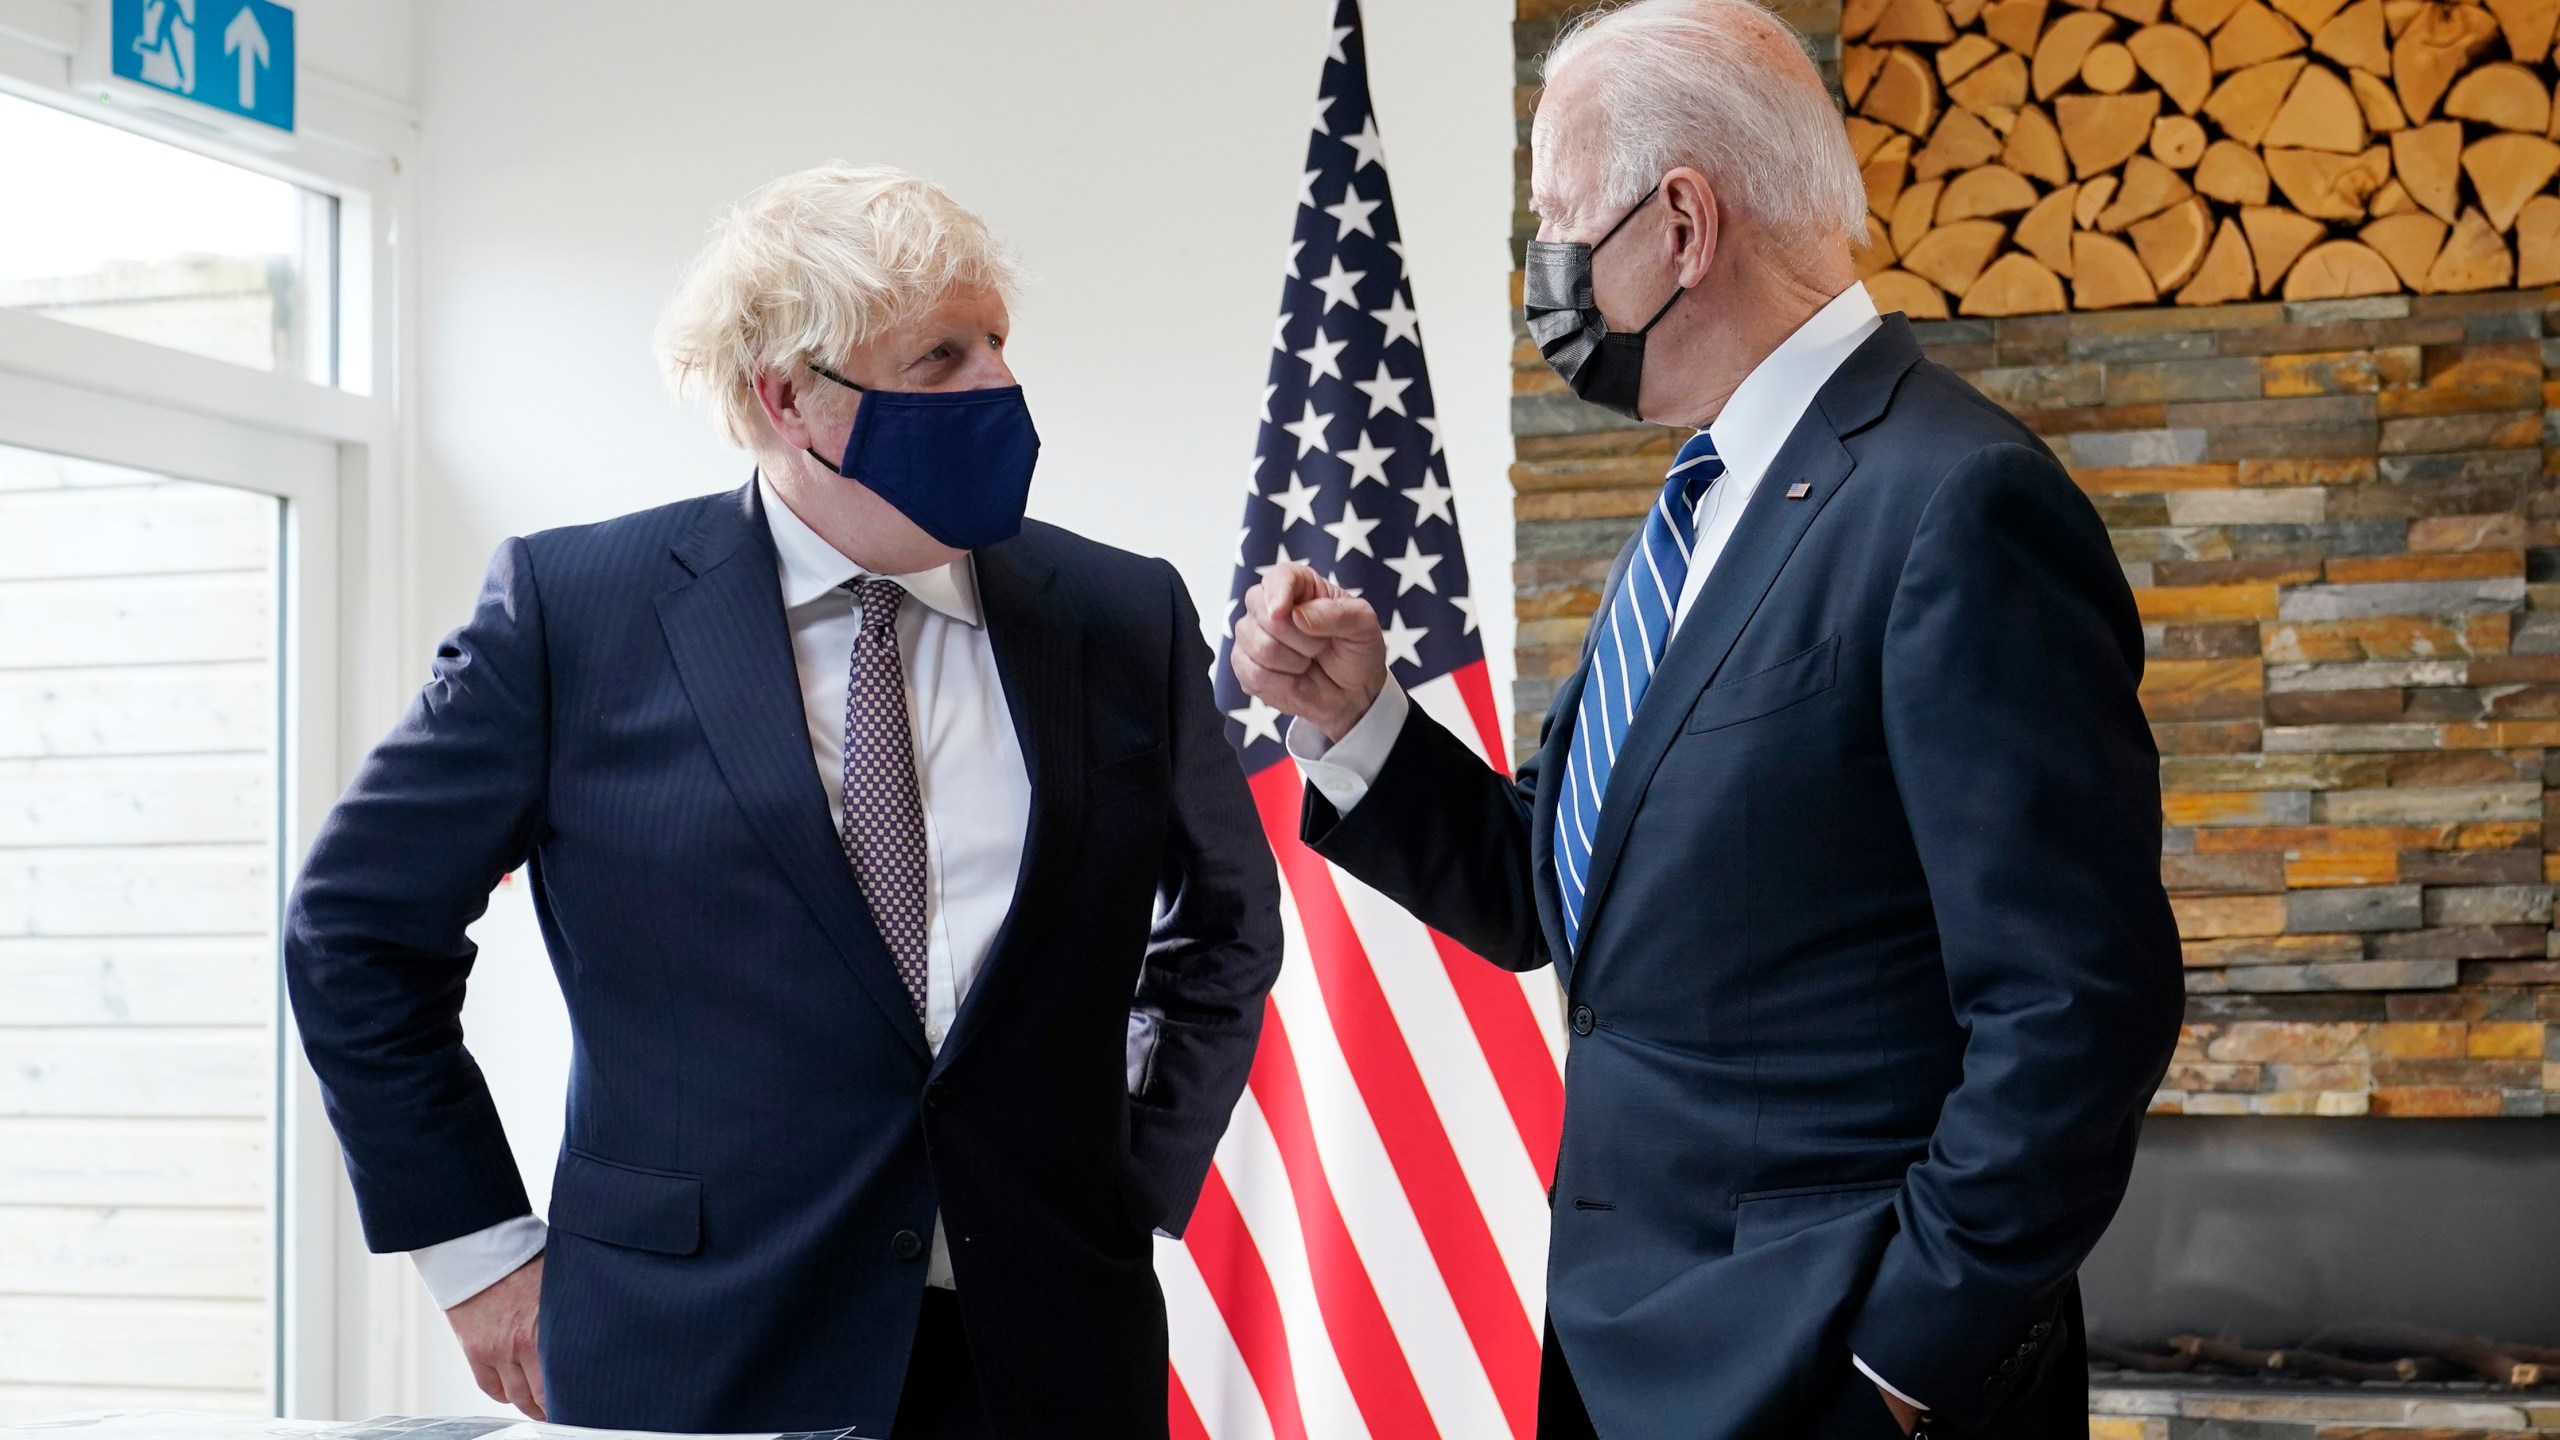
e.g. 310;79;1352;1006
1;1412;863;1440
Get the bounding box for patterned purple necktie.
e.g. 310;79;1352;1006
838;577;930;1016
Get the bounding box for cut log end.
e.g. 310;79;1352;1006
1961;252;2072;312
1865;269;1955;318
2281;237;2405;296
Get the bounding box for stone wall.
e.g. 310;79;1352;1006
1510;2;2560;1119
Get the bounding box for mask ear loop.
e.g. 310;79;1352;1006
1633;281;1687;336
1592;184;1687;337
1591;181;1664;252
804;362;865;472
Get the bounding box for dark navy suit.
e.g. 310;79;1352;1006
285;483;1282;1435
1305;317;2184;1439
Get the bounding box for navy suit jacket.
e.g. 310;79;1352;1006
1306;316;2184;1439
285;483;1282;1435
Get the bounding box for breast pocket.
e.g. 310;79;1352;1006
1685;634;1841;735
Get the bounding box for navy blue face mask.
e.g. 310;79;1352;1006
803;364;1042;551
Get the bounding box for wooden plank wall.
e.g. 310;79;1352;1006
0;444;277;1419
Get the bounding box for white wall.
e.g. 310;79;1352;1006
402;0;1517;1417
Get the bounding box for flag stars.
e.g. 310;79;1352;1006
1312;93;1336;135
1379;610;1428;667
1323;500;1381;559
1324;181;1383;240
1282;400;1336;458
1342;115;1386;172
1325;23;1352;62
1385;538;1444;595
1370;290;1422;347
1284;239;1306;278
1451;595;1478;635
1265;471;1322;529
1229;696;1285;747
1402;472;1455;525
1417;416;1444;455
1295;323;1350;382
1339;428;1395;487
1272;309;1296;353
1353;360;1413;417
1297;169;1321;209
1260;383;1277;423
1311;255;1367;312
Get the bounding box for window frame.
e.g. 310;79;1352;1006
0;44;412;1422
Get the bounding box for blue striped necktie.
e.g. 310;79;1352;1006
1554;430;1723;952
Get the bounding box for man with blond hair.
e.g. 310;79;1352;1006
285;164;1281;1438
1234;2;2184;1437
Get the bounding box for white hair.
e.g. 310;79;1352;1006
1538;0;1866;251
654;163;1022;449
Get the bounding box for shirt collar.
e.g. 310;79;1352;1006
758;473;983;626
1703;282;1882;486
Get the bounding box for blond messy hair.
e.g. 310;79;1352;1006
654;163;1022;449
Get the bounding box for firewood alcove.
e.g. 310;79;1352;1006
1846;0;2560;312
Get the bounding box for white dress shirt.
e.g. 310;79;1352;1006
1284;283;1926;1412
410;476;1032;1307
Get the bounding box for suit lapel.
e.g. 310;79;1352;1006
1568;317;1921;948
654;482;930;1061
934;534;1082;1069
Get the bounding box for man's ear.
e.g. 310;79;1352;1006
1664;167;1720;289
752;371;813;450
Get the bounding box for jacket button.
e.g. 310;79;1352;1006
891;1229;925;1261
924;1081;950;1111
1998;1355;2021;1375
2030;1321;2052;1340
1571;1005;1595;1036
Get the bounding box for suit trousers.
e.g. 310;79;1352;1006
892;1290;991;1440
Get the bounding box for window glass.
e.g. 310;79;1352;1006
0;91;334;383
0;441;280;1418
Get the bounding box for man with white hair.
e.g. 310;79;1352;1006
1234;3;2183;1437
285;164;1282;1438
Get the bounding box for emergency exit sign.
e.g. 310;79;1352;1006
109;0;296;133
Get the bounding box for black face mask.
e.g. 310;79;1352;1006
1522;182;1687;422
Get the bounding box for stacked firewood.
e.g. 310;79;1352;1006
1848;0;2560;312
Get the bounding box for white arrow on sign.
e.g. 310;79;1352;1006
223;4;269;111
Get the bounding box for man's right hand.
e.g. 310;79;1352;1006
1233;562;1389;745
447;1253;547;1420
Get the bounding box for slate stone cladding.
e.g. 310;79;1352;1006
1511;0;2559;1120
2091;1385;2560;1436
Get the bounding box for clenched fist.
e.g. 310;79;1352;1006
1232;562;1389;745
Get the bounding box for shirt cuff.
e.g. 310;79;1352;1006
1286;680;1410;815
411;1214;548;1310
1126;1009;1161;1097
1855;1353;1928;1413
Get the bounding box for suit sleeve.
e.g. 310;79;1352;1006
1126;565;1286;1235
283;539;549;1254
1846;443;2184;1425
1299;689;1557;976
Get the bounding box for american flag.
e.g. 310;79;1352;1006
1168;5;1566;1438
